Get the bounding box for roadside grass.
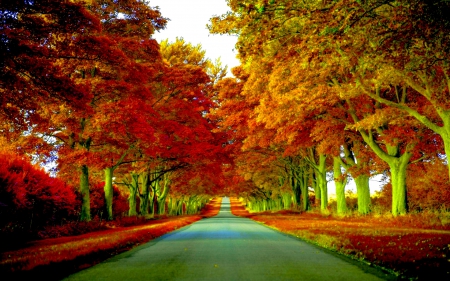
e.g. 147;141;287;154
229;198;450;280
0;198;222;279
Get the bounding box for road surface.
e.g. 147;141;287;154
64;197;394;280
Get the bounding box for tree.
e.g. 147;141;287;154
99;38;229;218
0;0;102;137
339;0;450;180
45;0;168;221
210;0;447;216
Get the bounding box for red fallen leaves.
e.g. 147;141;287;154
0;198;221;275
0;217;200;273
229;198;450;279
199;197;222;217
229;197;252;217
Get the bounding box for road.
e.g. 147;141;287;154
64;198;394;281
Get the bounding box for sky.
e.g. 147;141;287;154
149;0;240;75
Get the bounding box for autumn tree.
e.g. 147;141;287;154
335;0;450;181
0;0;102;139
210;0;447;216
321;0;448;214
3;0;237;224
108;38;228;217
27;0;168;221
1;0;136;221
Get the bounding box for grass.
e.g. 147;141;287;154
0;198;222;280
229;197;450;280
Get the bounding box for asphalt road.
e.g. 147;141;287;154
64;197;394;281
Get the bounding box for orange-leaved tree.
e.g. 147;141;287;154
209;0;447;216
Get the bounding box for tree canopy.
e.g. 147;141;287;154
1;0;450;226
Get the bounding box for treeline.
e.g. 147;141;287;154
0;0;229;237
209;0;450;216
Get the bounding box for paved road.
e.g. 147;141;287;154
64;198;393;281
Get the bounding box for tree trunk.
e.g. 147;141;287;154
152;190;159;215
354;174;371;215
128;173;139;216
139;172;150;216
333;157;347;215
317;154;328;212
282;193;291;209
389;154;411;216
300;172;310;212
168;197;181;216
149;187;155;216
358;130;414;216
80;165;91;221
104;167;114;220
157;197;166;214
291;173;301;208
157;176;171;215
311;170;320;206
442;131;450;180
103;150;127;220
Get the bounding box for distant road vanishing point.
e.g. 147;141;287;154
64;197;394;281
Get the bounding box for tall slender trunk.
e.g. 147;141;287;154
291;173;301;207
103;150;128;220
80;165;91;221
104;167;113;220
333;157;347;215
282;193;291;209
149;187;155;216
128;173;139;216
311;170;320;206
168;197;182;216
157;198;166;214
139;172;150;215
317;154;328;211
157;176;171;215
153;193;158;215
300;171;310;211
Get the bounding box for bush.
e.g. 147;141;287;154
406;161;450;211
90;182;129;220
0;152;79;243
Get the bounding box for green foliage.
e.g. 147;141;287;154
320;26;339;36
256;4;265;13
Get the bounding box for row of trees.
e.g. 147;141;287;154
3;0;449;228
208;0;450;216
1;0;229;224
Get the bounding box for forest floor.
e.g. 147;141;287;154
0;198;222;280
229;198;450;280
